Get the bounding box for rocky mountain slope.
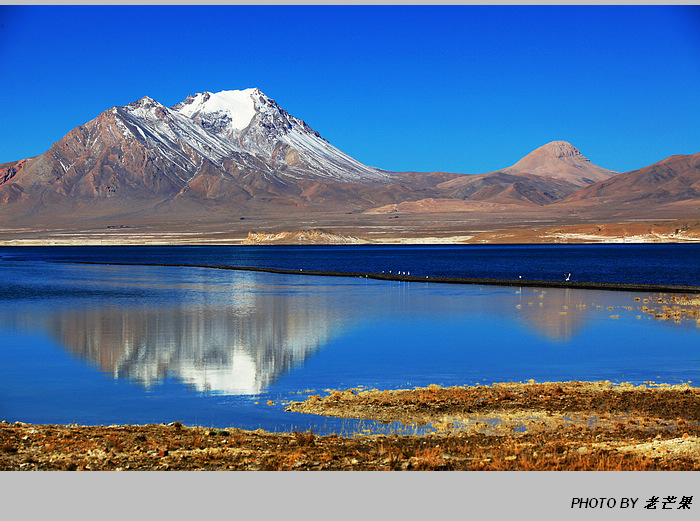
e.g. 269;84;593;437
0;89;456;223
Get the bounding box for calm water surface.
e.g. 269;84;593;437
0;245;698;432
2;243;700;285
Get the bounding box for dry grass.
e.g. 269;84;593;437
2;381;699;471
639;294;700;324
2;420;699;471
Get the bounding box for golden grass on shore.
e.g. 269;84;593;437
2;381;699;471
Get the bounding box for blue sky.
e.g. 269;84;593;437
1;5;699;174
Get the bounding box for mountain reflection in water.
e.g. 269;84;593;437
51;302;341;395
0;261;679;397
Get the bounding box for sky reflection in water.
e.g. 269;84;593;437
0;261;698;430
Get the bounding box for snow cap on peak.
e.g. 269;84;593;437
173;89;260;131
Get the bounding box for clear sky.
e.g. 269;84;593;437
1;5;699;174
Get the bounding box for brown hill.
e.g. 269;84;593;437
438;171;579;206
561;152;700;218
436;141;618;206
506;140;617;185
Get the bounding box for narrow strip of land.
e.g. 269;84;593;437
47;260;700;294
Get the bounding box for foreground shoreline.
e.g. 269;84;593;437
2;381;699;471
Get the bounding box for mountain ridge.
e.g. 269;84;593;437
0;88;698;243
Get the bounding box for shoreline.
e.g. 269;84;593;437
44;260;700;294
2;381;699;471
1;235;699;247
1;218;699;246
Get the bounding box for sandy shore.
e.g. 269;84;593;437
2;381;698;471
1;218;698;246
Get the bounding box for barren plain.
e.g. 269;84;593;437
1;214;699;246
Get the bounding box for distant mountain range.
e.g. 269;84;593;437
0;88;698;242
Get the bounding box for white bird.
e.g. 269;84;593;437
565;272;571;281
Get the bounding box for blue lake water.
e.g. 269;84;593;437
2;243;700;285
0;245;698;433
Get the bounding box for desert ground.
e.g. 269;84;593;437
1;214;699;246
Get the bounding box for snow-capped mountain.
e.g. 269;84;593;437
172;88;393;182
112;88;394;184
0;88;420;220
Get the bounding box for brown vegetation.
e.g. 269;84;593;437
639;294;700;323
2;381;698;471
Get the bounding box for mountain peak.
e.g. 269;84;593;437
126;96;162;108
172;89;259;132
537;141;583;159
120;96;172;123
504;141;618;186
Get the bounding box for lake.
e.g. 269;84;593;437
0;244;698;433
